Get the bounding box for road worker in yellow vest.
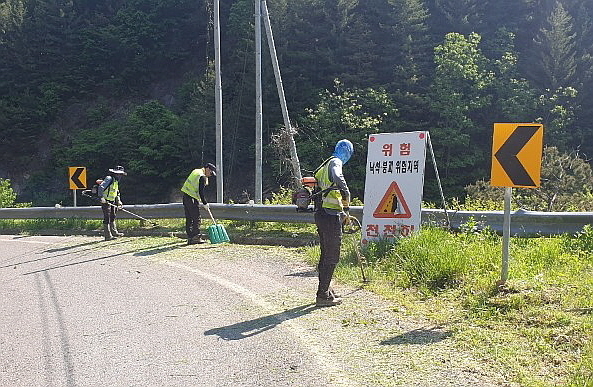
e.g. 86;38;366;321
98;165;127;241
313;139;353;307
181;163;216;245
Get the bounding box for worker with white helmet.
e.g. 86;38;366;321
98;165;127;241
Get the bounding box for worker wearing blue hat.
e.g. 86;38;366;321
312;139;353;306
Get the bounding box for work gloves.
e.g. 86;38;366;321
202;203;210;210
341;199;350;212
100;197;107;204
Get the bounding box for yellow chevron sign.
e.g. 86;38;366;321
491;123;543;188
68;167;87;190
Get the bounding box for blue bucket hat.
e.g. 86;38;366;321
332;139;354;164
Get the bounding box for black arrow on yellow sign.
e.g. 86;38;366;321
494;125;539;187
69;167;86;189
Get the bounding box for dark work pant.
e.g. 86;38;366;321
183;193;202;240
314;210;342;298
101;201;118;224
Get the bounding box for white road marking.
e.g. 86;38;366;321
0;237;56;245
164;260;357;387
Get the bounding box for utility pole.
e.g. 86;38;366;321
214;0;223;202
261;0;302;187
255;0;263;203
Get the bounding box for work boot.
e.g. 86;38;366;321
110;222;124;237
103;224;114;241
108;224;118;239
193;235;206;244
187;234;205;245
315;294;343;307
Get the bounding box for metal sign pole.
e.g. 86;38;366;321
426;132;450;227
73;190;77;207
501;187;512;284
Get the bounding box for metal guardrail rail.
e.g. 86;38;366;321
0;203;592;236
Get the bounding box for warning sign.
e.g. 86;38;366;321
362;132;427;243
373;181;411;218
491;123;543;188
68;166;87;190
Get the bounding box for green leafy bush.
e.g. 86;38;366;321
563;224;593;255
359;227;499;292
265;186;294;205
0;178;17;208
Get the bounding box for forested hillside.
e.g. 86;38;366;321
1;0;592;205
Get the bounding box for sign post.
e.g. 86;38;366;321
68;167;87;207
491;123;543;284
361;131;427;244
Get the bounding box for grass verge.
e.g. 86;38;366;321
0;217;317;239
322;226;593;387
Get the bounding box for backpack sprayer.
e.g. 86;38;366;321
82;180;159;227
291;176;319;212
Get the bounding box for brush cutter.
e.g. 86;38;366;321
81;190;159;227
341;213;361;235
205;205;230;244
342;213;368;283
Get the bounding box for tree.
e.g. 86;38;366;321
0;0;26;43
429;0;484;36
531;1;578;91
388;0;433;93
534;86;578;150
428;32;494;197
175;64;217;174
487;29;538;123
291;80;398;197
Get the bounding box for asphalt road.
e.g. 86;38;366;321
0;235;508;387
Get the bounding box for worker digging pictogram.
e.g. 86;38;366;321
372;181;411;218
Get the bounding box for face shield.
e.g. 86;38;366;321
332;139;354;164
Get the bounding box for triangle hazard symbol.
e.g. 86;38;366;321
373;181;412;219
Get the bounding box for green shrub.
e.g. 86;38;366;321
0;178;17;207
265;186;293;205
359;227;498;292
563;225;593;255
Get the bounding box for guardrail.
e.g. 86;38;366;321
0;203;591;236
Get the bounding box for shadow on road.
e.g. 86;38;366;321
46;239;102;253
132;241;187;256
0;239;129;269
204;303;316;340
21;240;184;275
285;270;317;278
379;326;452;346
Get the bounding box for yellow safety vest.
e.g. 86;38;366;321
181;168;205;201
102;179;119;201
314;157;343;211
